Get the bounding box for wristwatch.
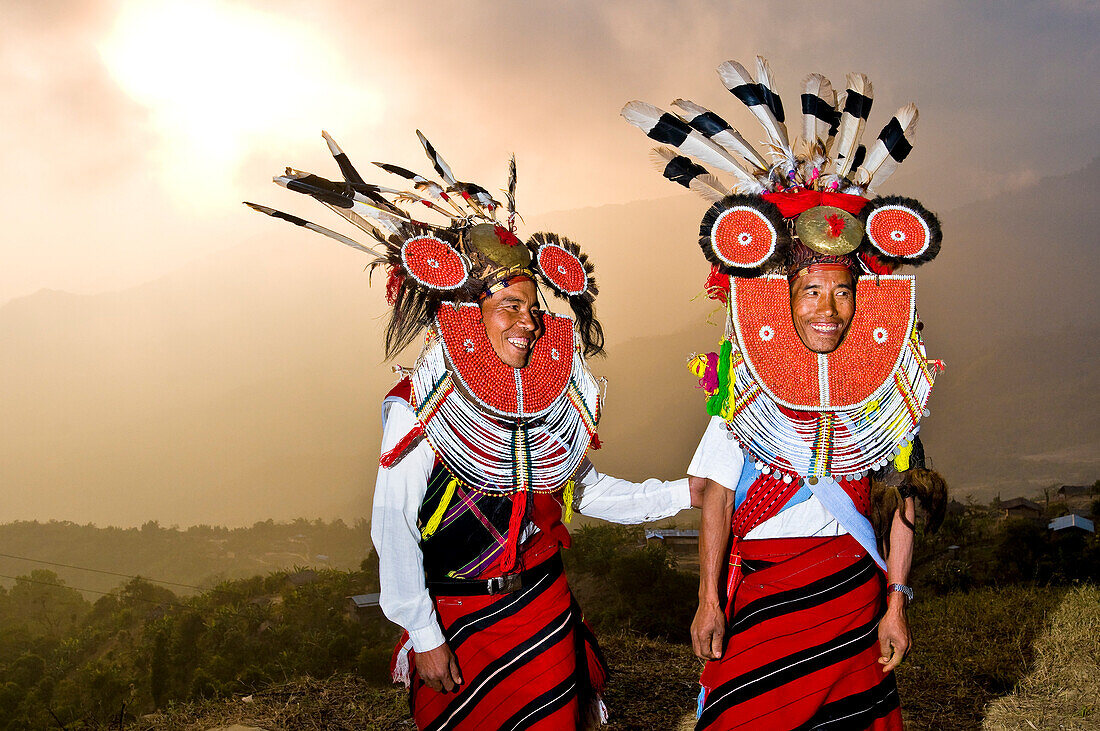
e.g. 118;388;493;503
887;583;914;604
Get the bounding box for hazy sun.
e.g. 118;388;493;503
98;1;380;209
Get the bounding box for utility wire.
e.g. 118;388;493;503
0;572;195;612
0;550;224;594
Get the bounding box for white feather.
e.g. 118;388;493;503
853;104;919;191
621;101;762;190
717;59;790;160
671;99;769;170
831;73;874;178
650;147;732;201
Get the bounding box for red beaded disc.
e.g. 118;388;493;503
865;205;930;259
401;236;469;290
710;206;778;268
536;244;588;296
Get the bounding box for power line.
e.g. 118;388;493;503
0;572;194;612
0;550;220;594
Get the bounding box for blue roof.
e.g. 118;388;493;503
1048;514;1095;532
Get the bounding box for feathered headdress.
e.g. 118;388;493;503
623;56;942;285
245;131;602;358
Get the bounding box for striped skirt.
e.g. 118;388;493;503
697;535;903;730
408;552;608;730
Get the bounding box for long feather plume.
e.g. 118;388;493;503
671;99;769;170
416;129;457;185
650;147;731;202
321;202;390;244
621;101;764;192
321;130;366;186
505;154;518;230
717;59;790;159
831;73;874;178
243;202;387;259
853;103;919;191
800;73;837;151
754;56;788;135
373;162;466;217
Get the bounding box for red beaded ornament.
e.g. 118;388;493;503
710;205;779;268
732;276;916;410
536;243;589;296
400;235;469;290
436;303;575;417
865;205;930;259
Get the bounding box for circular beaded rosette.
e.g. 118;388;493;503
536;243;589;296
400;235;469;290
861;196;942;265
698;195;789;274
710;206;779;267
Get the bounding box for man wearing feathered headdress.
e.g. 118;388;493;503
624;57;948;729
248;132;699;729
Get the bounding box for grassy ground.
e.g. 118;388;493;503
124;585;1085;731
982;585;1099;731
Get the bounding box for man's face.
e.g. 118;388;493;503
789;267;856;354
479;279;544;368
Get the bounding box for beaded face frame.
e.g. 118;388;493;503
245;130;603;359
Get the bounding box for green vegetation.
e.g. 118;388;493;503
0;491;1095;729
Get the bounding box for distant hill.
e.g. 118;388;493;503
0;160;1097;525
0;518;372;597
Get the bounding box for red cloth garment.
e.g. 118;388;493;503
761;190;870;218
697;535;903;731
408;547;607;731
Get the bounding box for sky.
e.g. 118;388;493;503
1;1;1098;526
2;0;1099;305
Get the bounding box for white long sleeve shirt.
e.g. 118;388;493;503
371;398;691;652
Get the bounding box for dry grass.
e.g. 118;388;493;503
983;585;1099;731
132;676;411;731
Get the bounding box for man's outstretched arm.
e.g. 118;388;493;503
692;477;734;660
878;496;915;673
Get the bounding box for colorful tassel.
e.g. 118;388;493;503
707;339;733;416
562;480;575;523
893;441;914;472
500;489;528;572
379;424;424;468
420;476;458;539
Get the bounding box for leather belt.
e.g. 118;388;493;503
427;553;562;597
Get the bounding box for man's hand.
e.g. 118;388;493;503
877;600;910;673
417;642;463;692
692;599;726;660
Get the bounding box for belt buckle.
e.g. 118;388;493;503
487;573;521;595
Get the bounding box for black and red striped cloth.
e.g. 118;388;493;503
398;535;608;731
697;534;903;730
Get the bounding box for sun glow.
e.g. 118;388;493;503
99;1;380;209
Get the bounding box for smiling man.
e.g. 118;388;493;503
623;57;949;730
249;131;699;730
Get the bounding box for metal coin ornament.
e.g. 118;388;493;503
536;243;589;296
794;206;863;256
400;235;470;290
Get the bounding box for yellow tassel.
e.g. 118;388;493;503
893;442;914;472
421;477;459;539
562;480;575;523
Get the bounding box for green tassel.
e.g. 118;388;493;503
421;477;459;539
562;480;575;523
706;339;733;416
